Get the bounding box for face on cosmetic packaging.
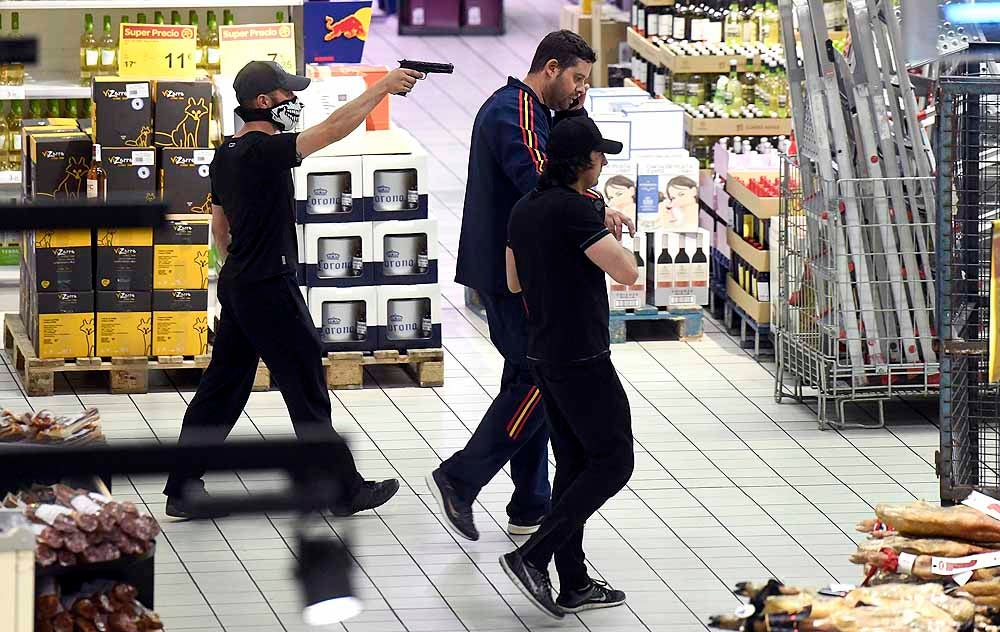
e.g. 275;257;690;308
317;237;363;278
383;233;428;276
307;172;352;215
373;168;418;212
321;300;367;342
386;297;431;340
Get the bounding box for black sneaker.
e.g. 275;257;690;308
426;468;479;541
500;551;564;620
165;481;231;520
507;515;544;536
332;479;399;517
557;579;627;613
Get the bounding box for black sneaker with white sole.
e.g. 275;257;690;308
500;551;564;620
332;479;399;517
557;579;627;613
507;515;544;536
426;468;479;541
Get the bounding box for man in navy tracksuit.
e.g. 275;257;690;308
427;31;632;541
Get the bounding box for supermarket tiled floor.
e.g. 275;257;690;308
3;2;942;631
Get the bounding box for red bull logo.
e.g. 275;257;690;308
325;7;370;41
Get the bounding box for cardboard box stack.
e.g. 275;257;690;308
15;78;212;360
587;88;711;311
292;110;442;353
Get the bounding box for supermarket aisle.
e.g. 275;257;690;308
1;1;942;631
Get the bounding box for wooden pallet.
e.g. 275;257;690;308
4;314;212;397
609;305;705;344
252;349;444;391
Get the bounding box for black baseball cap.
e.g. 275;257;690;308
234;60;311;103
547;117;624;160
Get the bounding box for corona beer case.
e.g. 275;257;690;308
95;227;153;291
294;155;364;223
103;148;157;203
96;290;152;357
608;231;647;310
153;220;210;290
92;79;153;148
361;152;428;221
373;219;439;285
307;286;375;352
154;81;213;148
28;134;92;200
375;284;442;351
152;289;209;356
33;291;96;359
160;148;214;215
26;229;93;292
304;222;374;287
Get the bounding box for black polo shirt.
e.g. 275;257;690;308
508;185;611;364
211;131;300;283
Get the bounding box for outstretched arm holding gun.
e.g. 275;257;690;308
395;60;455;95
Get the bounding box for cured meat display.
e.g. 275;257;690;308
709;495;1000;631
36;580;165;632
0;408;103;445
2;483;159;569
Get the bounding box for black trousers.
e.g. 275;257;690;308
439;291;551;521
520;356;633;590
164;274;364;499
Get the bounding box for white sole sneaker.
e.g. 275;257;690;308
507;521;541;536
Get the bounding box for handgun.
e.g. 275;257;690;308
396;60;454;96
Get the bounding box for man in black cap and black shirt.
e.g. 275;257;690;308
500;116;637;618
163;61;424;519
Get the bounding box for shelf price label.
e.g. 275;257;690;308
219;23;296;77
118;23;198;80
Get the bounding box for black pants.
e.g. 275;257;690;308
164;274;364;499
439;291;551;522
519;356;633;590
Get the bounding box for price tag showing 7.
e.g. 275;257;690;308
219;23;296;77
118;23;198;79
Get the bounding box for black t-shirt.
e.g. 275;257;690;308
508;185;611;364
211;131;300;283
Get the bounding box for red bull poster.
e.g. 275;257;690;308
303;1;373;65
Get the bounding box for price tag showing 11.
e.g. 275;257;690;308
118;23;198;79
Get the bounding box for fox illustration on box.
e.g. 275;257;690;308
155;97;209;148
42;156;89;199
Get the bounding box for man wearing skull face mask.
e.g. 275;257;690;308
163;61;424;519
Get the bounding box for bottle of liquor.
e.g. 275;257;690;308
190;11;205;70
632;0;640;30
707;0;724;43
224;10;235;26
688;73;707;106
7;102;22;173
757;271;770;302
206;11;221;74
656;243;673;291
276;11;285;23
154;11;165;25
659;5;674;42
654;67;667;97
762;0;780;45
689;0;705;41
725;59;743;114
65;99;80;119
636;1;647;35
691;238;708;289
0;106;8;171
6;13;24;86
87;143;107;200
80;14;99;86
420;307;433;338
79;98;91;118
28;100;43;120
350;241;363;277
674;240;691;289
99;16;116;76
170;10;182;25
776;62;789;117
669;72;687;104
355;305;368;341
673;0;689;41
45;100;61;119
742;0;758;42
725;0;742;44
137;13;147;24
646;5;660;38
